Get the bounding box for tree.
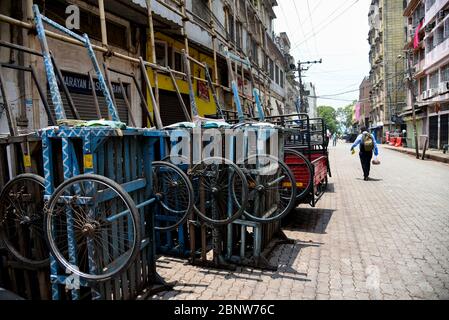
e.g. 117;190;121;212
317;106;338;134
336;100;357;134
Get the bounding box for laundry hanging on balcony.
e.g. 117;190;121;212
414;19;424;49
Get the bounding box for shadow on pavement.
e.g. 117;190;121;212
355;178;383;182
326;183;336;193
283;208;335;235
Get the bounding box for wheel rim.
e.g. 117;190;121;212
240;155;297;223
153;162;193;231
0;175;48;267
190;157;248;225
46;175;139;281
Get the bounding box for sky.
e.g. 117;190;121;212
273;0;371;109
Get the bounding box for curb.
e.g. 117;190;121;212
383;146;449;164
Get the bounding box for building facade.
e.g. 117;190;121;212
358;76;373;129
303;82;317;119
403;0;449;150
1;0;148;133
1;0;295;135
368;0;407;142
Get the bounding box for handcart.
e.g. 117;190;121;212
219;49;298;269
138;49;250;270
0;40;64;299
267;113;331;207
32;6;193;300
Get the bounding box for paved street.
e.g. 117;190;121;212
151;143;449;300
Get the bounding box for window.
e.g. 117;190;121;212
172;50;184;73
269;59;274;80
236;22;243;49
155;41;168;66
228;12;235;41
426;36;434;53
413;51;420;65
420;76;427;93
435;26;444;46
280;70;284;88
441;64;449;82
275;64;279;85
429;71;439;89
251;38;258;64
445;18;449;39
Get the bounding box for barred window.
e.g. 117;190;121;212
429;71;439;89
441;64;449;82
435;26;444;46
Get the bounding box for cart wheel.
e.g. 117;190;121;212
152;161;194;231
284;149;314;203
0;174;49;268
45;174;140;282
239;154;297;223
189;157;248;226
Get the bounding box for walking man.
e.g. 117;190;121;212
351;127;379;181
332;132;338;147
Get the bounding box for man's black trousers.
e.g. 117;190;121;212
359;151;373;179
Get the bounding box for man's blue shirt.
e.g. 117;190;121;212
351;132;379;156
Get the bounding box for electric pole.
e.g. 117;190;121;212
406;49;420;159
297;59;322;114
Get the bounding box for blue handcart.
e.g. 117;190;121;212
33;6;193;300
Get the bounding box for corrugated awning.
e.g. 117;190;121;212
132;0;182;26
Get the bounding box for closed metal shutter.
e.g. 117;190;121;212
46;71;129;124
46;91;129;123
429;116;438;149
440;114;448;149
158;89;191;126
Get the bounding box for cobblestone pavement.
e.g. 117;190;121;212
151;143;449;300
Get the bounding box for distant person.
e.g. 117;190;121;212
350;127;379;181
332;133;337;147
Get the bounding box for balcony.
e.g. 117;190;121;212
414;59;425;75
425;36;449;69
424;0;448;28
404;0;421;17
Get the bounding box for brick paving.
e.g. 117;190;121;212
150;142;449;300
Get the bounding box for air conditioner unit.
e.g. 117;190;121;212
428;88;438;98
439;81;449;94
422;91;428;100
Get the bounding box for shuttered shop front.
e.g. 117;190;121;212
158;89;191;126
47;71;130;123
